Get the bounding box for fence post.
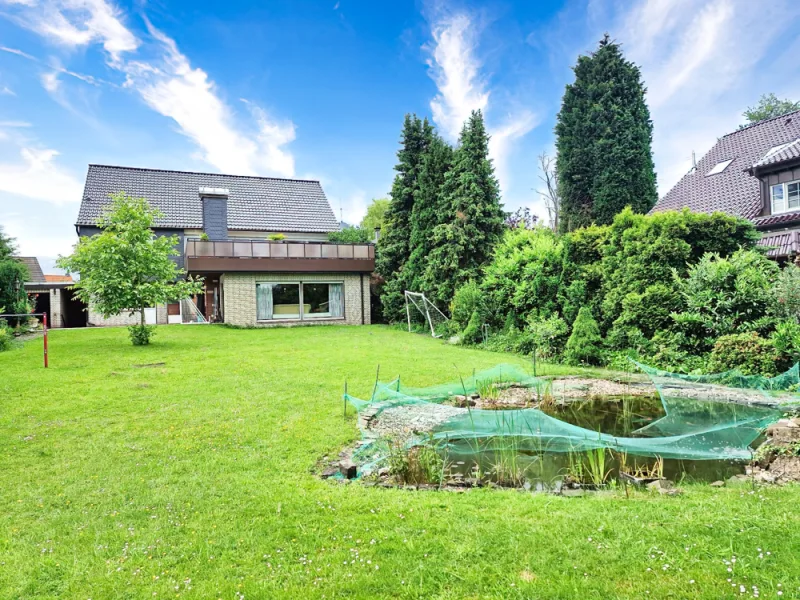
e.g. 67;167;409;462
43;313;48;368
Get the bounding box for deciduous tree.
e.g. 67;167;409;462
57;193;203;345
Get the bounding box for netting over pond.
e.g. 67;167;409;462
344;363;797;473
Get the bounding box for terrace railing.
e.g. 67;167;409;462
185;238;375;261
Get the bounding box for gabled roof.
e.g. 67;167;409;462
76;165;340;233
751;138;800;170
653;110;800;220
16;257;45;283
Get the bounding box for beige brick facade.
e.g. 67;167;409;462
223;272;370;327
88;304;168;327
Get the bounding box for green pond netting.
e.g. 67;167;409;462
344;363;798;473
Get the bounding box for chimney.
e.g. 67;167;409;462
373;226;381;243
199;187;229;240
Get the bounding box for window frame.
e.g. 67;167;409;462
255;280;346;322
770;179;800;215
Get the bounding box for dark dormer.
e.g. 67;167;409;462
200;186;229;240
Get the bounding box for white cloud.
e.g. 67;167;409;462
0;120;31;127
426;13;489;141
1;1;298;178
40;70;60;93
6;0;138;64
0;147;83;204
121;20;296;177
424;10;536;194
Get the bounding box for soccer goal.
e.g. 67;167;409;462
404;291;449;338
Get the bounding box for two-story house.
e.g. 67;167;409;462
652;109;800;259
74;165;374;327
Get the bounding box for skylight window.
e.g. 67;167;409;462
706;158;734;176
763;140;798;160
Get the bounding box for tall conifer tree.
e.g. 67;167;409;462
404;134;454;296
424;110;504;306
555;34;656;232
376;114;433;321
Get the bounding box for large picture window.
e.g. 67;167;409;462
771;180;800;215
256;281;344;321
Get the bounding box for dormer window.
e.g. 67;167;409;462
771;180;800;214
706;158;733;176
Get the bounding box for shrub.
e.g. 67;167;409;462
460;310;483;345
771;320;800;370
564;307;603;366
526;313;568;360
328;227;370;244
128;324;157;346
481;227;563;329
707;332;778;376
670;249;779;354
602;208;758;337
773;263;800;322
0;326;13;352
268;233;286;241
450;281;483;331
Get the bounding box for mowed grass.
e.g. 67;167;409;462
1;325;798;599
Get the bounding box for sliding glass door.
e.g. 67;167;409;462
256;281;344;321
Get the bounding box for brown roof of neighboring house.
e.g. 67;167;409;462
44;274;73;283
652;110;800;220
16;257;45;283
757;229;800;258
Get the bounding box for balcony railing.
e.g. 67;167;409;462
184;238;376;273
186;238;375;260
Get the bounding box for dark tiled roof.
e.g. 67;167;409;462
757;229;800;258
653;110;800;220
751;138;800;169
752;211;800;229
16;257;45;283
76;165;340;233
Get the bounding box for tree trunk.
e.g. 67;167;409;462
140;307;145;327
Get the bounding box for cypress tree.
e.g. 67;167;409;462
405;134;454;296
376;114;433;322
423;110;505;306
555;34;656;232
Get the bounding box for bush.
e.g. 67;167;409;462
128;324;157;346
707;332;778;376
481;227;563;329
526;313;568;360
564;307;603;366
328;227;371;244
602;208;758;338
670;249;779;354
771;320;800;370
460;310;483;345
450;281;483;331
0;326;13;352
773;263;800;322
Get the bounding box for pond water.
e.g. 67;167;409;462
438;394;749;487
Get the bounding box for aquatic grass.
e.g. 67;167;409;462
585;447;612;487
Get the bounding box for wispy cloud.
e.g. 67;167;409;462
4;0;138;64
0;147;83;204
1;0;298;177
540;0;800;194
424;9;537;194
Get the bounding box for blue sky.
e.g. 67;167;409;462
2;0;800;272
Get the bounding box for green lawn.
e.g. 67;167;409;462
1;325;798;599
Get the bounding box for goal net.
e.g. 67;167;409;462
404;291;448;338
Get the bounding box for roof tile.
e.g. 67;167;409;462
76;165;340;233
652;110;800;220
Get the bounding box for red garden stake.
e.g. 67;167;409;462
43;313;48;368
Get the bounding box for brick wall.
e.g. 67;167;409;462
223;272;370;327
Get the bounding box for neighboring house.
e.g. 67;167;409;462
652;110;800;260
19;257;84;328
74;165;374;328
